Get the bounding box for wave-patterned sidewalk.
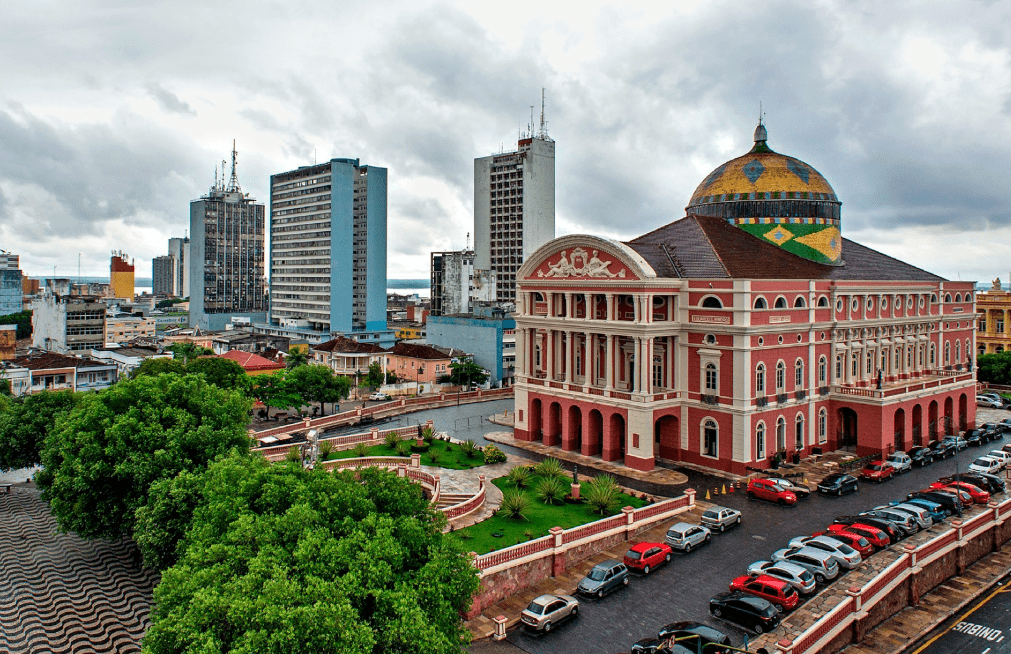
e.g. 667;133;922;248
0;487;159;653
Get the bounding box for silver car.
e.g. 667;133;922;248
885;452;912;474
771;546;840;583
860;508;919;535
786;535;862;570
746;560;817;595
700;506;742;533
877;503;932;530
520;594;579;632
665;522;712;553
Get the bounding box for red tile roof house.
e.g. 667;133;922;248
216;350;285;375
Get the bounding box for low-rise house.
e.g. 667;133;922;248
215;350;285;376
12;351;118;393
310;336;387;377
211;331;291;356
385;342;453;385
90;345;173;377
105;316;157;343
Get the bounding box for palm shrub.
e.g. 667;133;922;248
535;457;564;479
460;439;479;458
284;447;302;463
394;439;411;457
584;474;621;516
535;475;567;505
318;440;333;459
507;466;530;489
352;442;371;458
500;489;531;520
384;432;400;448
428;449;441;466
421;426;435;443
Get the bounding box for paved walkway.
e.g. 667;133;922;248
0;466;39;485
424;458;536;530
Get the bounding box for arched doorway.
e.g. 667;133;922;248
655;415;679;460
585;409;603;457
604;413;626;462
928;401;938;441
912;405;923;446
943;397;954;436
838;408;858;448
529;398;542;441
565;405;583;452
546;402;562;446
894;408;905;451
776;417;787;453
959;394;968;431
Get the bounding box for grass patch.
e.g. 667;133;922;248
452;474;647;554
324;438;487;470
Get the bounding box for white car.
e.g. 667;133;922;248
885;452;912;474
969;456;1003;475
987;450;1011;470
368;392;391;401
978;396;1003;409
786;535;862;570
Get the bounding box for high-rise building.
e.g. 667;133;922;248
168;236;190;297
110;252;134;299
189;144;267;331
268;158;387;338
32;279;107;353
430;248;497;316
474;103;555;304
152;255;176;296
0;252;22;316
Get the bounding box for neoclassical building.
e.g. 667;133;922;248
512;123;978;474
975;282;1011;356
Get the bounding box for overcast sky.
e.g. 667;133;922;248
3;1;1011;285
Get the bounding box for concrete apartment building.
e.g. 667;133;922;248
266;157;389;343
0;251;22;316
31;280;107;353
110;252;135;299
189;145;267;331
152;255;176;296
105;316;157;343
168;236;190;297
430;248;496;316
473;121;555;304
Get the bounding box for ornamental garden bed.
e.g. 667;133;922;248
322;438;499;470
452;471;647;554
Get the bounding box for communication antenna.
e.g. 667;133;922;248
466;232;471;250
214;167;218;191
220;160;226;191
226;140;241;193
538;87;549;139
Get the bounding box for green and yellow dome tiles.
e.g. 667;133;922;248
687;122;843;265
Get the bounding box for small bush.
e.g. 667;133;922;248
590;473;619;494
585;476;620;516
428;449;441;466
507;466;530;488
394;440;411;457
523;529;535;540
482;444;507;464
421;426;435;443
457;529;473;540
535;475;568;505
460;440;479;458
318;440;333;459
535;457;564;479
384;432;400;448
500;489;531;520
352;442;371;458
284;447;302;463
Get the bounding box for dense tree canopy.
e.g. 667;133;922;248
36;374;252;540
142;454;479;654
0;310;33;339
251;372;304;415
287;364;350;414
438;358;489;386
168;342;214;363
133;357;187;378
187;356;250;391
978;352;1011;385
0;391;77;471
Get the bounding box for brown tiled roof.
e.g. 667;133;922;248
217;350;284;372
388;342;452;360
625;215;944;282
312;336;387;354
13;352;111;370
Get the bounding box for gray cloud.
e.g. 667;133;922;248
146;83;195;115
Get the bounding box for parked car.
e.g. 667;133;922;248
710;592;782;634
657;621;732;653
827;523;890;550
763;476;811;499
860;508;920;535
980;392;1003;402
930;481;990;504
630;637;676;654
747;478;798;505
771;546;841;583
833;515;902;543
859;461;895;483
979;395;1003;409
878;503;933;530
892;497;946;524
811;529;874;558
520;594;579;632
943;435;968;451
942;472;1006;495
786;535;862;569
907;446;935;467
701;506;743;533
576;559;629;598
885;452;913;474
929;440;956;459
907;490;964;516
998;418;1011;432
965;430;985;447
987;450;1011;469
368;392;391;401
981;423;1004;441
665;522;711;553
818;473;859;496
969;456;1003;475
746;560;817;595
623;542;672;575
729;574;800;612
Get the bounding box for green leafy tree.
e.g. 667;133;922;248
285;348;309;369
385;370;400;384
977;352;1011;385
142;457;479;654
287;364;350;415
359;361;386;390
186;356;249;391
35;374;252;541
0;391;77;472
132;357;186;378
0;310;33;339
169;342;213;363
438;357;488;387
251;372;304;417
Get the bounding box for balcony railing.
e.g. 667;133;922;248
795;389;807;401
776;393;789;404
756;396;768;408
701;394;720;406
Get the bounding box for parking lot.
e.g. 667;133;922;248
501;414;1011;654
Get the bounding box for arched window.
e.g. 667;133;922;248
701;296;723;309
894;347;900;370
819;356;827;384
836;354;843;380
795;359;804;388
535;344;542;367
756;363;766;394
851;352;858;377
756;422;766;460
866;351;873;375
907;345;913;368
931;293;938;303
774;296;788;309
955;293;962;302
944;342;950;365
776;361;785;391
776;416;786;451
702;419;718;457
796;414;805;450
944;294;952;303
819;409;827;444
930;344;936;366
794;296;806;308
753;296;767;310
705;362;718;392
818;296;829;307
955;340;960;363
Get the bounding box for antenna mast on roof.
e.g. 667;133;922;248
226;140;241;193
466;232;471;250
220;160;226;191
529;105;535;139
538;87;549;139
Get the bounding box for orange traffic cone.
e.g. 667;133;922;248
721;484;727;495
705;489;711;500
728;483;735;493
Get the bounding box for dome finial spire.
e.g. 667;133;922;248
754;102;767;143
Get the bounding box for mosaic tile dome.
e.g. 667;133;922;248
687;123;843;265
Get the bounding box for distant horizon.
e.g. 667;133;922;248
27;276;431;290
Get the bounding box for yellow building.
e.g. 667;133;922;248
110;251;135;299
105;316;157;344
975;282;1009;355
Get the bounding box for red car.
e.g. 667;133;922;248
623;542;673;575
930;482;989;504
811;530;874;558
827;523;890;550
747;478;798;505
729;574;800;612
859;461;895;483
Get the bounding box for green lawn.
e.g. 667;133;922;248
452;474;648;554
323;438;488;470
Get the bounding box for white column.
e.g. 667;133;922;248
546;330;554;379
565;292;573;319
565;331;573;383
632;337;641;393
643;337;653;394
606;334;615;390
667;336;675;390
633;295;641;324
586;331;593;386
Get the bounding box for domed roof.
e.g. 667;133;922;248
686;123;843;265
